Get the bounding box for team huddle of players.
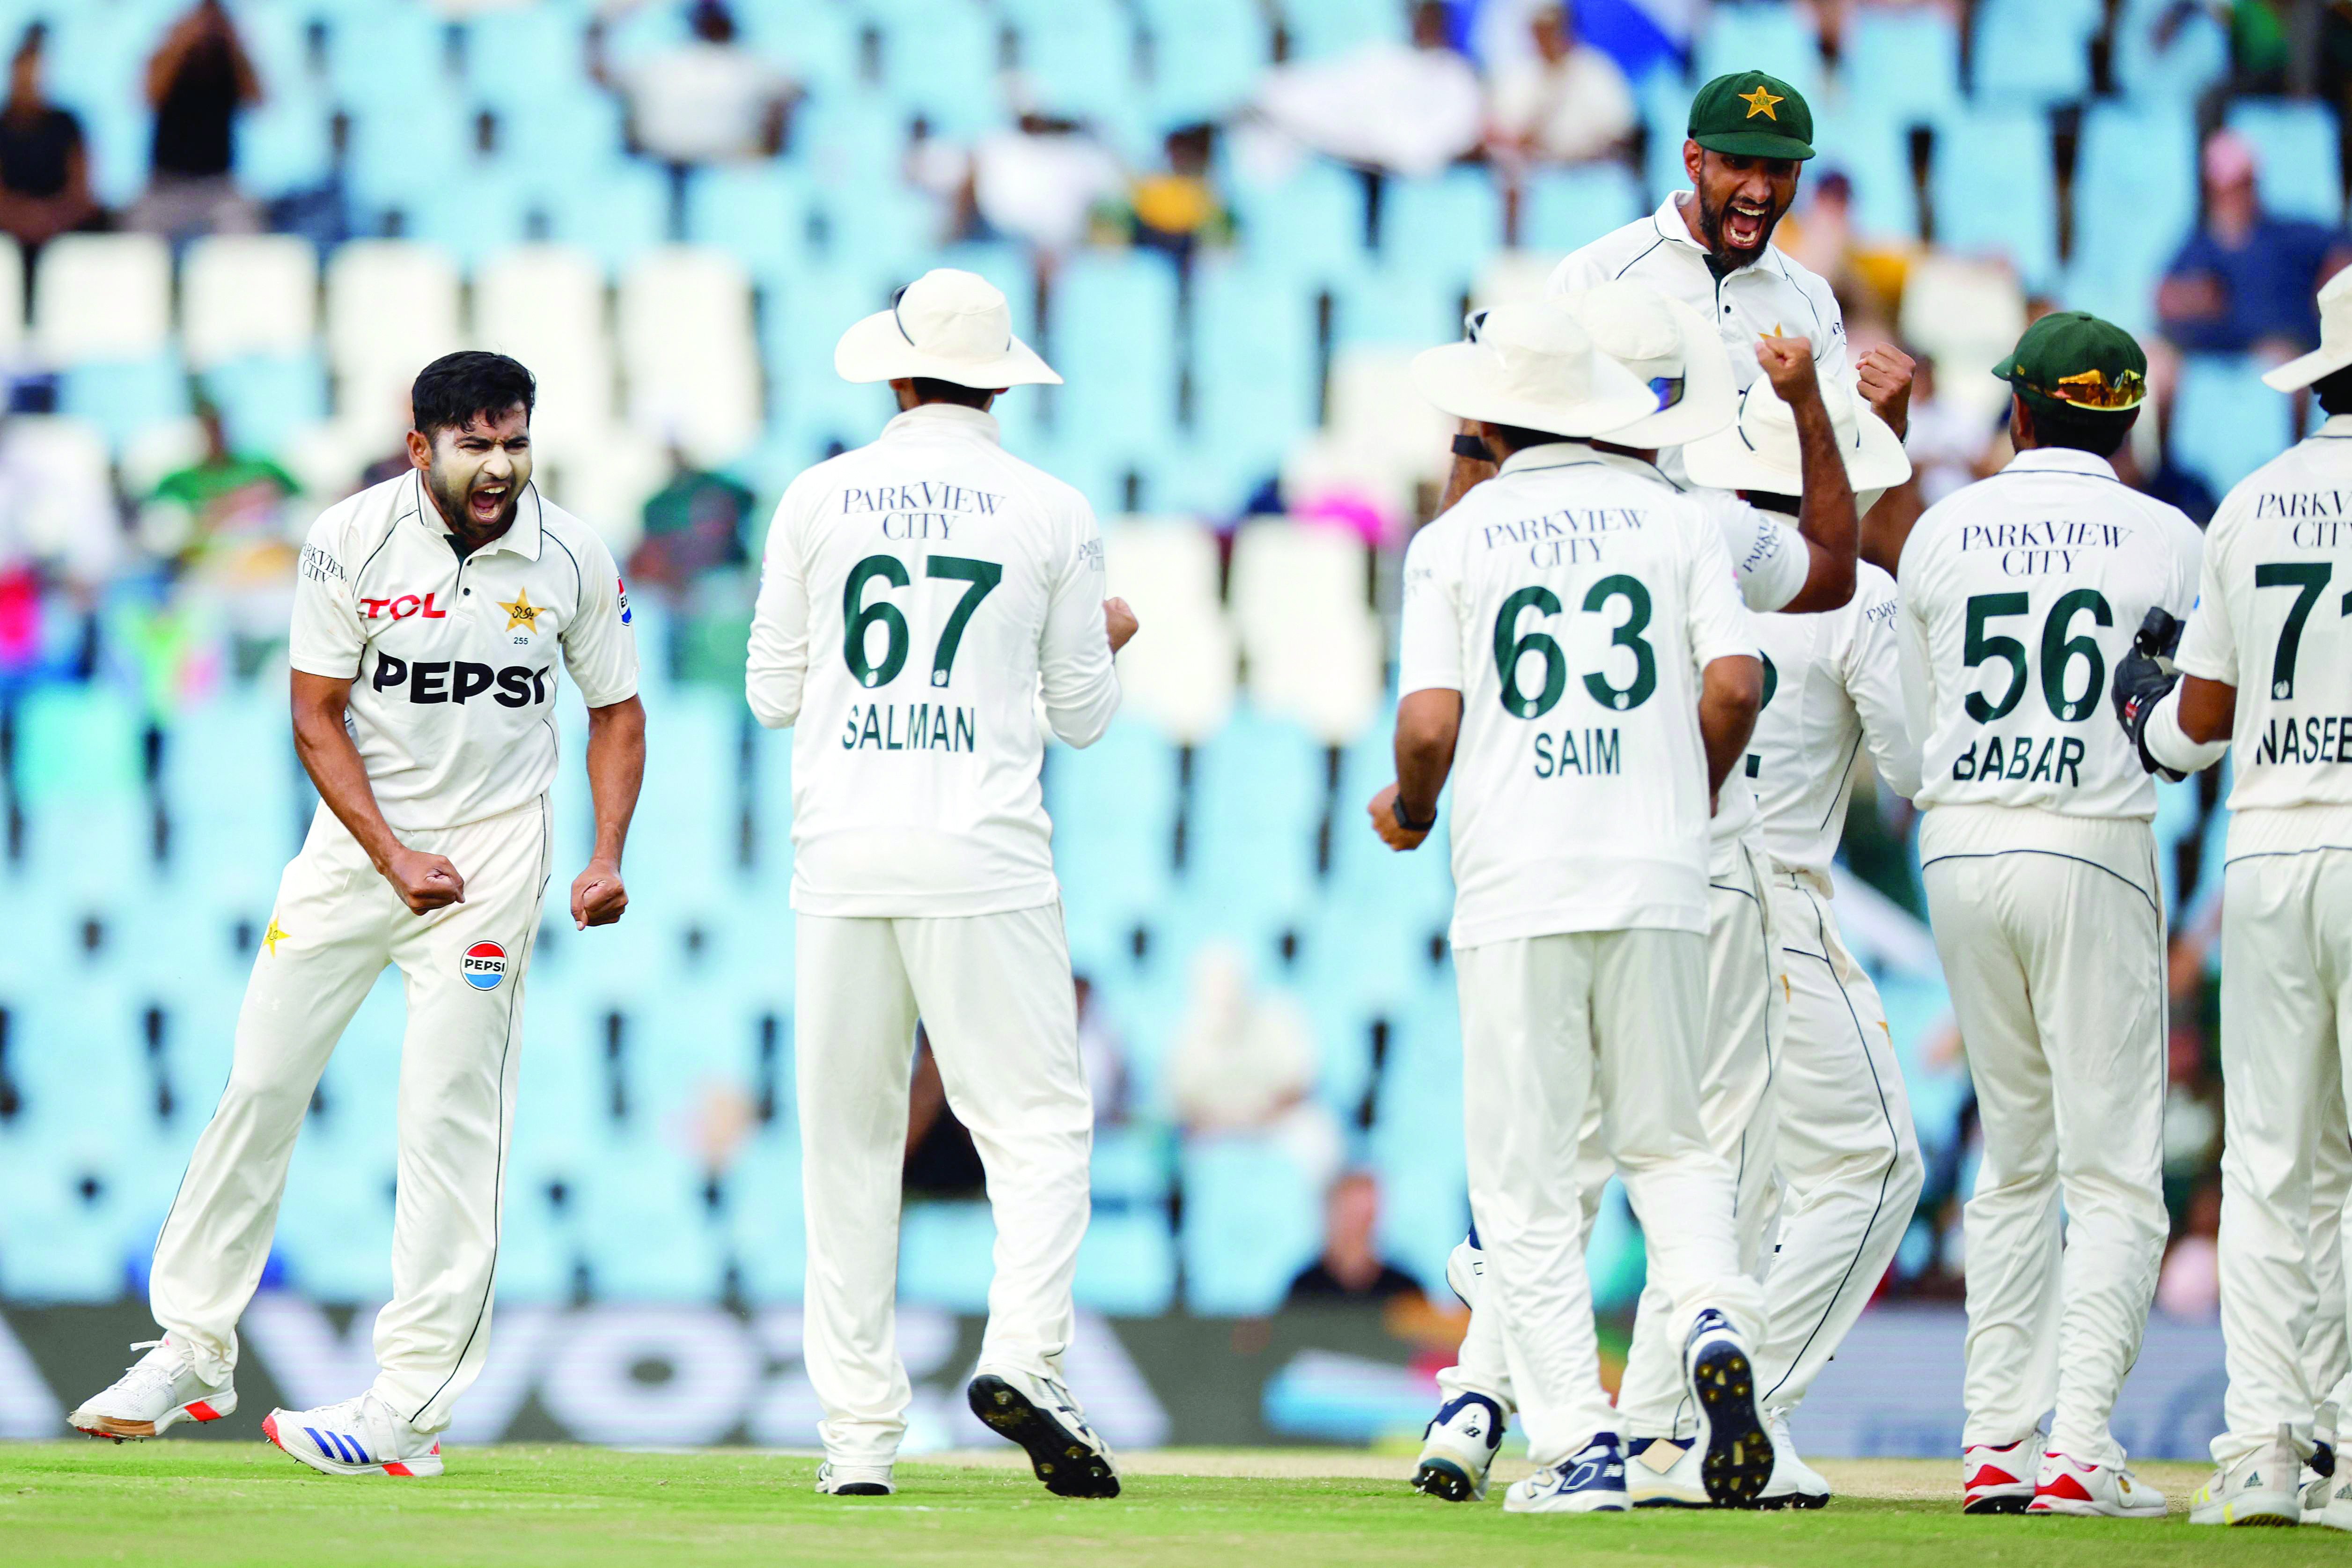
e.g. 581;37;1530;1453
1370;69;2352;1528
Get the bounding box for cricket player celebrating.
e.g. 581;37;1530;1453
1372;292;1772;1513
746;269;1136;1500
1895;314;2200;1517
68;352;645;1476
1683;379;1924;1506
2115;270;2352;1528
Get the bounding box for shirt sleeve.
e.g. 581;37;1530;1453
558;527;641;709
1037;490;1120;747
1845;574;1922;800
1683;506;1755;669
1897;586;1937;769
745;489;811;730
1396;523;1466;694
288;512;365;680
2173;516;2237;685
1702;491;1809;613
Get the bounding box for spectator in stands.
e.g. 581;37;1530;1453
1484;3;1635;170
629;451;753;595
0;26;102;276
590;0;797;167
1776;169;1909;336
1129;123;1232;261
130;0;262;242
1286;1169;1424;1304
1166;942;1341;1185
1252;0;1482;178
140;402;298;673
971;109;1126;261
1899;355;2000;507
2157;129;2352;361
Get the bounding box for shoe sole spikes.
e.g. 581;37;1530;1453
967;1375;1121;1499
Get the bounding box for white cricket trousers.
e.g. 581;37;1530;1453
1455;924;1764;1468
2214;843;2352;1466
1921;804;2166;1469
794;903;1093;1467
2298;1081;2352;1449
150;796;551;1435
1440;832;1779;1439
1754;867;1924;1418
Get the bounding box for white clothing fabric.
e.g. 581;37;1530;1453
150;798;553;1435
794;905;1093;1466
1487;47;1636;165
2176;416;2352;845
2299;1081;2352;1446
1749;561;1917;879
1254;41;1484;177
1397;441;1755;946
1921;804;2168;1468
971;128;1126;254
1755;869;1924;1416
290;472;639;833
746;403;1119;917
621;40;790;163
1456;925;1764;1465
1898;448;2204;820
1684;488;1806;848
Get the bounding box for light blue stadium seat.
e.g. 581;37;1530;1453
344;91;475;226
0;1154;138;1303
1190;258;1320;505
2112;0;2229;104
868;0;1002;139
1136;0;1269;130
2174;354;2296;496
1930;108;2058;291
404;162;538;266
1050;249;1183;457
1328;263;1459;349
1075;1210;1176;1314
1808;105;1918;240
1001;0;1137;129
1635;64;1696;206
324;1;455;111
1970;0;2096;106
898;1200;997;1311
1519;163;1643;258
457;0;592;105
1228;158;1369;283
734;0;859;88
761;265;894;457
1380;166;1501;283
1366;991;1466;1290
2061;102;2197;338
626;686;744;906
1280;0;1405;61
2226;100;2347;225
237;79;335;202
1836;7;1961;126
724;1127;806;1302
58;355;192;454
1179;1136;1321;1314
686;161;818;283
498;88;634;193
1183;704;1326;935
575;1129;729;1300
202;353;331;455
539;155;670;272
1694;2;1824;103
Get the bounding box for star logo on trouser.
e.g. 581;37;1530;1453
499;590;548;632
1740;85;1783;119
262;919;290;956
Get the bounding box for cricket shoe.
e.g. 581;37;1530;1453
814;1461;894;1495
1445;1228;1484;1310
2303;1440;2337;1522
2319;1472;2352;1532
1503;1435;1628;1513
1961;1437;2036;1514
2190;1429;2301;1526
2025;1450;2166;1518
1683;1308;1773;1506
966;1368;1120;1498
1756;1413;1830;1509
1413;1392;1504;1502
68;1338;235;1441
262;1392;443;1478
1625;1437;1711;1508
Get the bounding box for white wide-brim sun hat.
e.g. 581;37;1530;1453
2263;266;2352;392
1412;298;1659;438
1559;280;1739;448
1681;371;1912;499
835;267;1062;388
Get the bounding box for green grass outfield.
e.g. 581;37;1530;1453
2;1443;2345;1567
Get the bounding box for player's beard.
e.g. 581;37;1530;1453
1697;184;1783;269
426;465;522;545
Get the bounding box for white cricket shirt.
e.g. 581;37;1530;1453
1749;560;1919;880
746;403;1120;917
2175;414;2352;858
1899;447;2204;824
1686;485;1809;845
288;471;639;833
1399;442;1756;946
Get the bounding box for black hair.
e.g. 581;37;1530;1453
908;376;995;409
411;351;535;437
1480;420;1567;457
2315;364;2352;418
2021;395;2136;458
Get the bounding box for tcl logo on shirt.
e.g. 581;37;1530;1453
360;592;451;620
372;654;553;707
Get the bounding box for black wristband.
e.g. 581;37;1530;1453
1451;433;1493;462
1392;795;1438;833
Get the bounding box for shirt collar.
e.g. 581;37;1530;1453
404;470;544;560
1498;440;1671;485
2316;413;2352;439
2003;446;2118;482
882;402;1003;444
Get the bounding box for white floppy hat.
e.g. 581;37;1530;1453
834;268;1062;388
1682;372;1912;499
1559;280;1739;447
1412;298;1658;438
2262;267;2352;392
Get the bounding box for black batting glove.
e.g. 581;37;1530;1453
2111;606;2185;781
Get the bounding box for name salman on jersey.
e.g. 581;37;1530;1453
841;700;979;752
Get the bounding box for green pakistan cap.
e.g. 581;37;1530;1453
1686;71;1815;161
1995;310;2149;414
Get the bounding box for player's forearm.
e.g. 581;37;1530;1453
290;681;406;871
1698;655;1764;798
1393;689;1462;818
583;697;646;865
1788;390;1856;611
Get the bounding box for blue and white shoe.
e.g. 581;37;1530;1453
1625;1435;1711;1507
263;1392;443;1478
1504;1435;1629;1513
1683;1309;1772;1507
1445;1227;1484;1309
1414;1392;1505;1501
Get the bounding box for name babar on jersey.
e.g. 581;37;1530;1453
836;477;1005;755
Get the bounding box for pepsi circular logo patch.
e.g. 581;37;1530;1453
461;941;508;991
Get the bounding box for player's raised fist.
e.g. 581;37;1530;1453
384;847;464;914
1754;333;1821;403
1854;342;1916;434
1104;597;1138;654
571;858;629;929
